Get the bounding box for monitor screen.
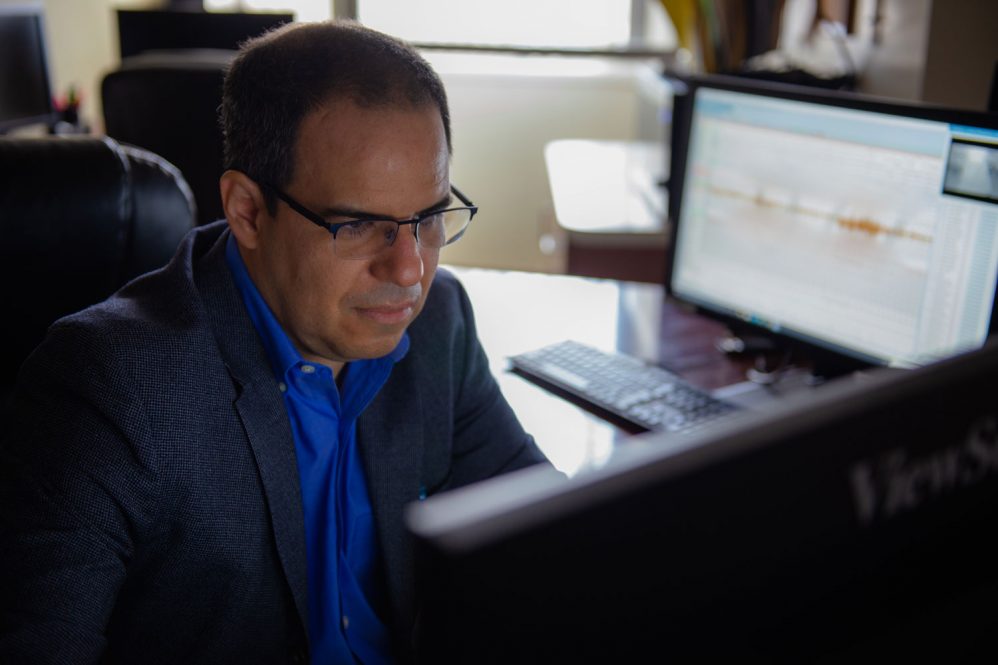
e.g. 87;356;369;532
0;4;55;133
667;76;998;370
116;9;294;59
407;340;998;662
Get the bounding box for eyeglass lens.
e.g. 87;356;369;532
334;208;472;258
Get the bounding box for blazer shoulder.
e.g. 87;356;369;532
41;222;227;363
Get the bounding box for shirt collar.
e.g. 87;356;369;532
224;233;409;381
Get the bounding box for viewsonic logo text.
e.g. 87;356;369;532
848;415;998;526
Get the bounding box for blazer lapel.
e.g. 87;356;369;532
231;378;309;627
193;227;310;631
357;371;424;634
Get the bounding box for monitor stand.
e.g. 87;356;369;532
711;325;838;410
714;331;778;356
714;327;808;386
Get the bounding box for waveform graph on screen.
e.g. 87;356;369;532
700;177;933;252
834;215;931;243
696;171;934;279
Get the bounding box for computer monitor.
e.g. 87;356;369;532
665;75;998;374
407;339;998;663
0;3;56;133
116;9;294;59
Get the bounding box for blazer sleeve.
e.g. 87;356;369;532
0;321;159;664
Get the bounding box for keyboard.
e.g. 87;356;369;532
508;340;738;433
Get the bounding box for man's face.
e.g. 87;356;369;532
244;98;449;371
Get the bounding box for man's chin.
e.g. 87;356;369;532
336;329;407;363
329;306;420;361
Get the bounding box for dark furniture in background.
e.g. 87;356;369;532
0;136;195;403
103;10;295;226
116;9;292;59
102;49;234;226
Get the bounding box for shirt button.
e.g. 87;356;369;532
278;382;287;393
301;364;316;374
342;615;350;629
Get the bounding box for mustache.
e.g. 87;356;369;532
347;283;423;308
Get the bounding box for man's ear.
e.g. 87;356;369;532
220;170;269;251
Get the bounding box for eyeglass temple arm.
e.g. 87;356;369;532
450;184;475;207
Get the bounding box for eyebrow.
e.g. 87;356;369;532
316;192;454;221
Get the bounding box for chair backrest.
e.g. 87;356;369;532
102;49;234;226
0;135;196;400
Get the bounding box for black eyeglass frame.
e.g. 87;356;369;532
263;182;478;251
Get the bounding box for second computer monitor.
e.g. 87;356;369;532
0;3;56;133
667;76;998;370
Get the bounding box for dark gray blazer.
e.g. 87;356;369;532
0;221;546;664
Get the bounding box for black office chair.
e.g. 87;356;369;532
0;135;196;404
102;49;234;226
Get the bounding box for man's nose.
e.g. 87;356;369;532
373;223;424;286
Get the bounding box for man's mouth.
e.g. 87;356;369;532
355;301;417;325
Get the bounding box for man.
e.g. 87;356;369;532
0;21;546;664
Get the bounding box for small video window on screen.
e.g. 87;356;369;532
943;140;998;203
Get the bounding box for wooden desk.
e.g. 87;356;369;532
544;139;670;284
444;265;754;476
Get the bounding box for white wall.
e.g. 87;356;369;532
429;53;670;273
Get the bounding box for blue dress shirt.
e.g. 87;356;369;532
226;235;407;664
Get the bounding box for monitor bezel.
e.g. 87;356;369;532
663;73;998;374
0;2;57;134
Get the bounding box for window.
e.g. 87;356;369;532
359;0;631;49
204;0;331;22
205;1;676;53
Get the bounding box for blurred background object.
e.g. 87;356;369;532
659;0;866;89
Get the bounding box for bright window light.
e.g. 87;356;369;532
204;0;331;22
359;0;632;48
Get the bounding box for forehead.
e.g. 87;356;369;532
291;97;449;210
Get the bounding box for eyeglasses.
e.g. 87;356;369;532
264;182;478;260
